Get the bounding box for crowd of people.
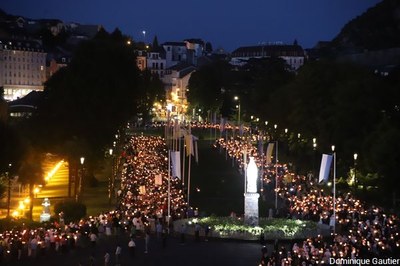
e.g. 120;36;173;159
117;135;187;222
2;128;400;265
216;135;400;265
0;135;188;264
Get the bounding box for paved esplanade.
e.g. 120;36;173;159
3;232;264;266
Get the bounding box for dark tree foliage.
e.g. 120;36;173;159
0;123;26;173
264;59;400;197
152;35;159;50
187;59;233;114
188;57;294;121
33;30;162;160
205;42;213;53
18;146;44;220
233;57;295;121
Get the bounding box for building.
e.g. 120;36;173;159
146;48;166;77
135;50;147;71
134;38;205;120
0;39;47;101
162;62;196;120
230;43;305;71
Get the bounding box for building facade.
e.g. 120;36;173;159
0;39;46;101
230;44;305;71
162;63;196;120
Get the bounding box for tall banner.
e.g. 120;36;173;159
194;140;199;164
173;119;180;140
184;133;199;159
257;135;264;156
220;118;225;133
171;151;181;179
213;112;217;125
184;133;193;156
266;142;275;164
239;124;244;136
319;154;333;183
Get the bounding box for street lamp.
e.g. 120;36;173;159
312;138;317;178
234;96;240;126
354;153;358;187
34;187;40;198
142;30;146;43
331;145;336;233
77;157;85;202
109;149;113;205
6;163;12;218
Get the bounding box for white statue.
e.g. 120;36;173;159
246;157;258;193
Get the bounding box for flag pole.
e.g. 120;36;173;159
168;149;171;227
187;152;192;208
332;145;336;234
182;138;185;187
275;140;278;210
244;150;247;196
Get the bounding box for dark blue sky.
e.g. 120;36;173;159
3;0;381;52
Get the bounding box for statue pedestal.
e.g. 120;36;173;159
244;192;259;226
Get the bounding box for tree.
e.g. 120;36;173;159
187;60;232;113
35;30;143;161
205;42;213;53
152;35;159;50
18;147;44;220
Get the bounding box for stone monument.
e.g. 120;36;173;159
244;157;259;226
40;197;51;222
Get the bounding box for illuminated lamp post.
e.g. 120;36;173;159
142;30;146;43
234;96;240;127
77;157;85;202
353;153;358;188
6;163;12;218
313;138;317;177
332;145;336;233
109;149;113;205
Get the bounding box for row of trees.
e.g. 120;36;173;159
187;57;400;206
0;28;165;219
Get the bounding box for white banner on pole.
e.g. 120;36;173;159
319;154;333;183
171;151;181;179
266;142;275;164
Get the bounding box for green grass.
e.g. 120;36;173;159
189;140;245;216
185;216;318;239
81;181;114;216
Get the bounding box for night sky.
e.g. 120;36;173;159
3;0;382;52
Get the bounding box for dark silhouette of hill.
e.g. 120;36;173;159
332;0;400;50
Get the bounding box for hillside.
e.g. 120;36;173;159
332;0;400;50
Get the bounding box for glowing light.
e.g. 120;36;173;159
45;160;64;182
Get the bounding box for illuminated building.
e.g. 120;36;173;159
0;39;46;101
